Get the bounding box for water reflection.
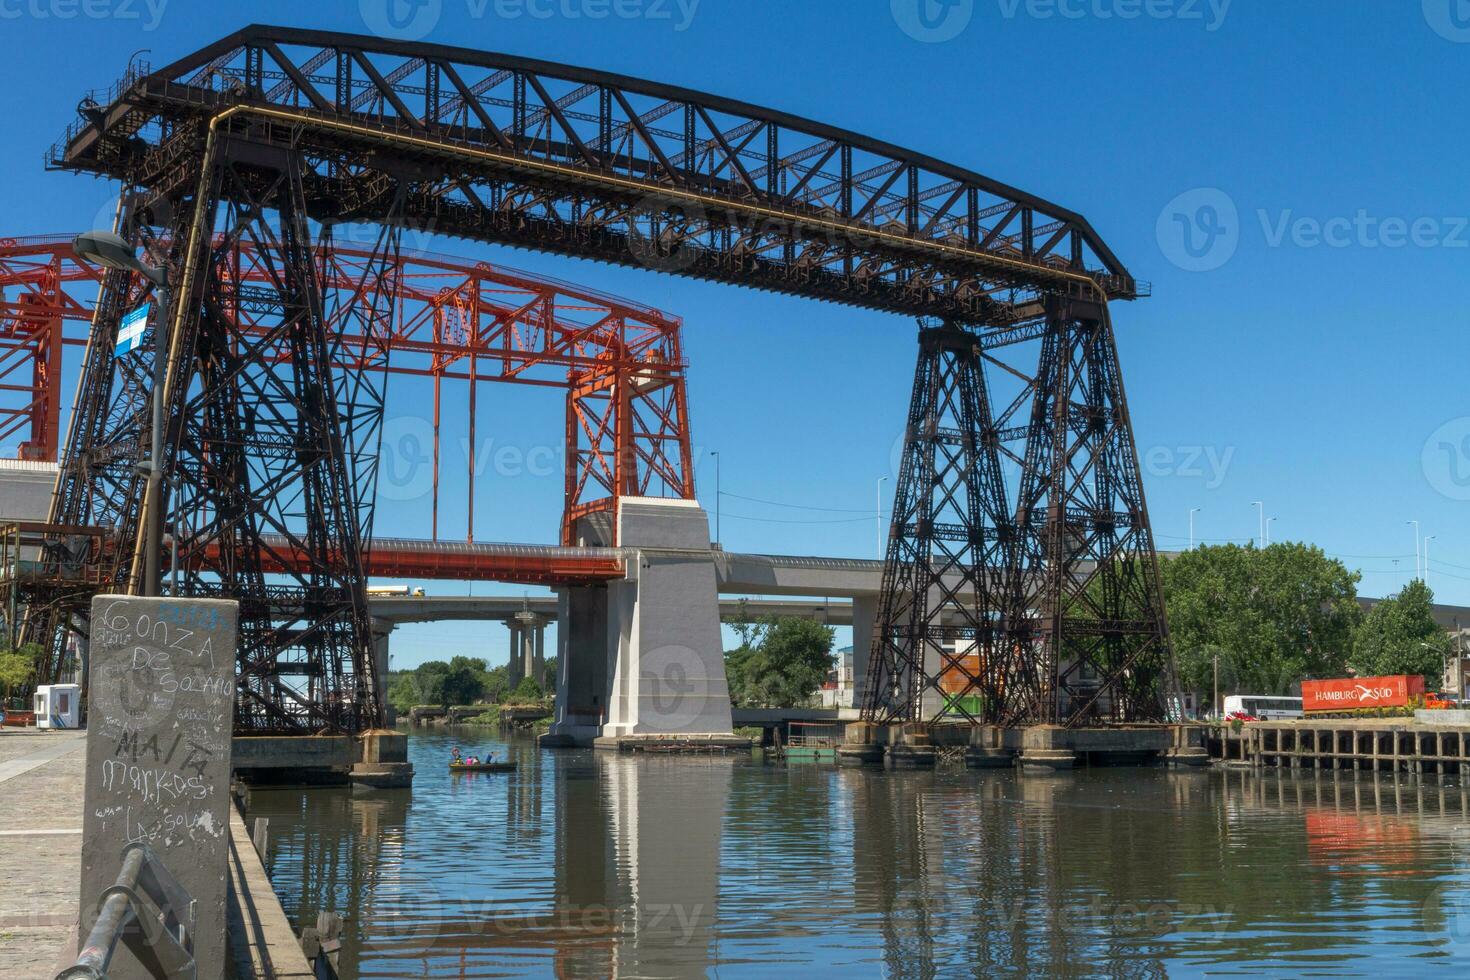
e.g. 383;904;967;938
244;733;1470;977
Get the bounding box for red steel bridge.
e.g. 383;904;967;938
0;233;691;549
13;24;1177;735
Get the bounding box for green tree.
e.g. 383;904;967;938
723;616;835;708
412;660;450;707
1350;579;1451;681
386;673;419;715
510;676;544;703
0;642;42;704
1162;543;1359;701
441;657;487;707
481;665;511;703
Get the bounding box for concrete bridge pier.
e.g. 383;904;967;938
544;498;745;750
507;620;525;688
850;594;876;708
371;617;395;724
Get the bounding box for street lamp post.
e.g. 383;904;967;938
877;476;889;559
1213;652;1220;720
73;231;170;597
1425;535;1436;591
1408;520;1421;582
1253;501;1264;548
1266;517;1276;546
1189;508;1201;550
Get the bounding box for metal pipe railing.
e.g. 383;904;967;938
56;842;197;980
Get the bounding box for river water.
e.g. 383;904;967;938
243;729;1470;978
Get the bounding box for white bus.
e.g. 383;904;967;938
1222;694;1303;720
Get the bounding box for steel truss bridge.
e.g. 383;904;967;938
21;24;1177;734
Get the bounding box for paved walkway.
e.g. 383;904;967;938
0;731;86;979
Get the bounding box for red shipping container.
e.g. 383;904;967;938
1301;674;1425;713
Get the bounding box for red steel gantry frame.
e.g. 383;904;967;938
0;234;694;555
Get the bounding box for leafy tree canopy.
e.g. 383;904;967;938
724;615;835;708
0;643;43;700
1162;543;1359;699
1350;579;1453;681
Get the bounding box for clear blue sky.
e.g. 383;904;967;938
6;2;1468;665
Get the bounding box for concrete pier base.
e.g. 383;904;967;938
232;731;415;788
837;744;885;767
885;724;937;769
837;721;886;767
546;498;742;749
592;733;752;754
1020;726;1078;771
886;744;937;769
349;731;414;791
966;725;1020;769
1165;725;1212;767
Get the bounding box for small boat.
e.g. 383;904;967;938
448;761;517;773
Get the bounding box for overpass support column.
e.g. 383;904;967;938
371;618;396;724
522;625;537;687
508;622;525;687
534;622;546;687
850;595;876;709
544;585;610;745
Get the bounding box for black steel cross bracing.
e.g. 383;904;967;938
51;25;1142;333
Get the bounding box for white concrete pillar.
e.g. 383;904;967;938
601;499;737;742
521;627;536;687
508;623;524;687
371;617;395;724
850;594;877;709
533;623;546;688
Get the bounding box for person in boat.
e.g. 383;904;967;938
451;747;463;765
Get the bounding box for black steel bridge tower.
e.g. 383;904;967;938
29;24;1176;732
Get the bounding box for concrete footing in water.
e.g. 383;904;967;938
837;720;1202;771
587;733;753;754
232;731;414;788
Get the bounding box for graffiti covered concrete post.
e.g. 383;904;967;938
79;595;238;980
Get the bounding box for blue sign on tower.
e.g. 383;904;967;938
115;302;150;356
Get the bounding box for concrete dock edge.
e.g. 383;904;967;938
225;805;314;979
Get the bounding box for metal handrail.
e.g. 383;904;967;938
56;842;197;980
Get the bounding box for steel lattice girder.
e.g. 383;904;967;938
0;234;694;546
50;25;1144;332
